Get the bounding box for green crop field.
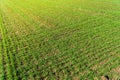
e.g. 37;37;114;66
0;0;120;80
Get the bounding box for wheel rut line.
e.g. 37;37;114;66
0;5;5;80
0;5;16;80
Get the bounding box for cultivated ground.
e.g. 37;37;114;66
0;0;120;80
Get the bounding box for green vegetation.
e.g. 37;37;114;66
0;0;120;79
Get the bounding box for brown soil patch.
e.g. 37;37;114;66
101;76;109;80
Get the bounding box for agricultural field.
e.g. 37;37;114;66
0;0;120;80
